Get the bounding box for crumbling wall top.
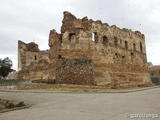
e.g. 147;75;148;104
63;11;77;20
18;40;39;52
61;11;145;39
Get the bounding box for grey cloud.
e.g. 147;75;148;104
0;0;160;70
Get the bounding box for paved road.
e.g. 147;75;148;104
0;88;160;120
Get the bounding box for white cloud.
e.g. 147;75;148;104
0;0;160;71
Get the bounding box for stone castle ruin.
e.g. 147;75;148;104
17;11;152;88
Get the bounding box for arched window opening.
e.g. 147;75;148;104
102;36;108;45
34;55;37;60
133;43;136;51
131;52;134;56
125;41;128;50
140;42;143;52
92;32;98;43
69;33;75;42
131;52;134;62
114;37;118;46
58;55;62;59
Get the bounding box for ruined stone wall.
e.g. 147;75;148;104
18;40;49;71
48;11;152;87
18;11;152;88
18;40;50;80
55;58;95;85
60;11;147;63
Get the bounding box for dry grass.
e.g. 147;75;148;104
34;86;144;93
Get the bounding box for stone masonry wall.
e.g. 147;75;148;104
18;40;49;71
48;11;151;87
18;11;152;88
55;58;95;85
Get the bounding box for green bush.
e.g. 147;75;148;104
15;101;25;107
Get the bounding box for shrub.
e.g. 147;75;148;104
5;103;15;109
16;101;25;107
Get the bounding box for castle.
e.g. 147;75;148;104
17;11;152;88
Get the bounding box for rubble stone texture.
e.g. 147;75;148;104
17;11;152;88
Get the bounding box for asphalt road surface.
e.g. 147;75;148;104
0;88;160;120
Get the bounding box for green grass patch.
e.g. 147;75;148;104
0;79;25;83
15;102;25;107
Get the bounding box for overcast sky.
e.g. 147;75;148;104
0;0;160;70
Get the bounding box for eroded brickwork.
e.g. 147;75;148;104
55;58;95;85
17;11;152;88
18;41;50;80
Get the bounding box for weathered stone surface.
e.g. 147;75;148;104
18;40;49;71
17;11;152;88
55;58;95;85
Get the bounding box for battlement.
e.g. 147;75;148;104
56;11;146;58
61;11;145;39
18;40;39;52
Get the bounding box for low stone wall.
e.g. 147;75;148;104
55;58;95;85
0;80;32;86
